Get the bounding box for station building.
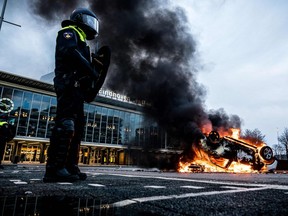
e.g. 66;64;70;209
0;70;182;166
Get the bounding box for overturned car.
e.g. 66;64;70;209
198;131;276;171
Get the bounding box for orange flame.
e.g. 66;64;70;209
178;128;266;173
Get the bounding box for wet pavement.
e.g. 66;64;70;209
0;163;288;216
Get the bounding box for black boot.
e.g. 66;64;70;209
44;120;78;183
43;166;79;183
66;123;87;180
67;164;87;180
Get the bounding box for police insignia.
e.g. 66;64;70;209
63;32;73;39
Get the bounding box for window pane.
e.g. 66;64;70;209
28;94;41;137
17;91;33;136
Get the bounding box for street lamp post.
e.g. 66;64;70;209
0;0;21;31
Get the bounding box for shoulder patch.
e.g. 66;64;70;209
63;31;73;39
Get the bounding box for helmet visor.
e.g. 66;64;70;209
82;14;99;35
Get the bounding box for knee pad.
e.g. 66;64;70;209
53;118;75;140
61;118;75;138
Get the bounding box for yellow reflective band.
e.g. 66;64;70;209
62;25;86;42
0;122;7;126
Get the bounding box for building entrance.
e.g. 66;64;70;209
79;146;124;165
3;143;13;162
20;144;41;162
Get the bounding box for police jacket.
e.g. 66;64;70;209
53;25;99;94
0;121;15;142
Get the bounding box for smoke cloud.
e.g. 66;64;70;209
29;0;241;148
29;0;80;21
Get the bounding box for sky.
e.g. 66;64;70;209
0;0;287;146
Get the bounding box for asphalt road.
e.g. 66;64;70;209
0;164;288;216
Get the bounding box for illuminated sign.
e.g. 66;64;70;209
98;89;130;102
98;89;148;106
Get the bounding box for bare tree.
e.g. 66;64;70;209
241;128;266;144
278;128;288;156
272;144;285;158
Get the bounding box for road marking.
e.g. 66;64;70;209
111;186;272;208
10;180;27;184
144;185;166;189
105;173;286;188
93;173;288;208
88;183;105;187
221;186;248;190
154;176;268;187
86;172;104;176
14;181;28;184
268;185;288;190
180;185;204;189
111;200;137;207
57;182;73;185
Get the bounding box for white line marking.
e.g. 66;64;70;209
88;183;105;187
86;172;104;176
13;181;28;185
106;173;287;188
153;176;267;187
221;186;248;190
180;185;204;189
268;185;288;190
57;182;73;185
98;173;288;208
112;200;137;207
111;186;271;208
133;195;171;203
144;185;166;189
30;179;41;181
174;187;271;199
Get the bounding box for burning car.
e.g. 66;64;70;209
198;131;275;171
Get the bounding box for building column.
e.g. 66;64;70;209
39;142;47;163
86;146;92;165
12;141;22;164
101;149;107;164
107;148;110;164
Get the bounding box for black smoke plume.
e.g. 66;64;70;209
29;0;79;21
29;0;242;160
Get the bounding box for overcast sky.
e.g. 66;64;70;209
0;0;287;146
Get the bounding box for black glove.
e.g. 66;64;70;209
83;46;111;103
91;46;111;74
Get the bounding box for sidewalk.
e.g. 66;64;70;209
1;161;162;172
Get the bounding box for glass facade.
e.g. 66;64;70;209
1;86;57;138
0;71;182;166
0;85;169;148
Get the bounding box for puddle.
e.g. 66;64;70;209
0;196;121;216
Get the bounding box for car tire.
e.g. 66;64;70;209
208;131;220;144
259;146;275;164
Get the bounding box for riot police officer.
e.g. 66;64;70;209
43;8;110;182
0;117;16;169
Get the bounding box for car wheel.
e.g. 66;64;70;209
259;146;275;164
208;131;220;144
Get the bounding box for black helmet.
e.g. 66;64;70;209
62;8;99;40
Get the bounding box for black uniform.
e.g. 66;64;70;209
44;8;110;183
0;120;15;169
44;26;99;182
